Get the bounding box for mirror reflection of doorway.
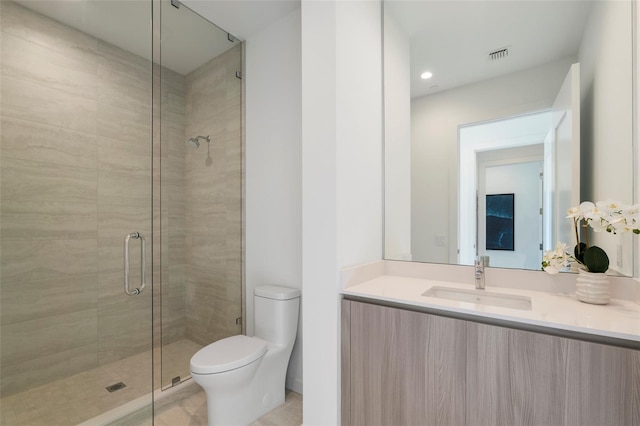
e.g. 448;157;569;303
458;65;579;268
478;151;544;270
459;111;550;267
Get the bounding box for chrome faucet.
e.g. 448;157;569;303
474;256;485;290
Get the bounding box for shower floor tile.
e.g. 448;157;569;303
0;339;201;426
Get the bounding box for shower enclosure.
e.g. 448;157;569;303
0;1;243;424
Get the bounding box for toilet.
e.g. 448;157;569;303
190;285;300;426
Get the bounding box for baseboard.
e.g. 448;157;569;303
286;376;303;395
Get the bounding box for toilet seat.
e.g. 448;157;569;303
190;335;267;375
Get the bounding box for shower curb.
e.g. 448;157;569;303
76;379;200;426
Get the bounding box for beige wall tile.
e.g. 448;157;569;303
97;134;151;159
97;40;152;92
186;271;235;303
164;122;187;159
98;137;152;172
1;274;97;325
163;90;186;117
0;1;98;66
0;343;97;397
168;231;186;265
0;238;97;282
1;199;97;240
183;45;243;345
1;309;98;367
161;299;186;344
1;157;97;202
98;79;151;114
185;292;241;346
98;168;152;207
97;295;152;365
98;202;151;239
98;237;133;276
0;117;98;168
2;32;98;98
97;105;151;144
186;97;226;134
160;65;186;92
1;75;97;134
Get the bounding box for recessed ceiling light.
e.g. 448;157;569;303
421;71;433;80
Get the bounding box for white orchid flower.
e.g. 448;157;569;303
623;204;640;226
589;219;609;232
566;206;581;219
596;200;624;214
553;242;569;255
542;242;572;274
581;203;603;223
606;215;628;233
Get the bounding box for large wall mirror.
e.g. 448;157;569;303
384;0;636;276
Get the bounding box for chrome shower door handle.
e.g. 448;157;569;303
124;232;146;296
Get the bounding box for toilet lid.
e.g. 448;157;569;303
190;335;267;375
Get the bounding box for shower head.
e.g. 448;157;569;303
186;135;211;148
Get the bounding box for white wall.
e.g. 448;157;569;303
636;0;640;281
578;0;634;275
383;9;411;260
245;8;303;393
410;57;574;265
336;1;383;268
301;0;382;424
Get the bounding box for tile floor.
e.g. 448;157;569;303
0;339;201;426
1;337;302;426
153;388;303;426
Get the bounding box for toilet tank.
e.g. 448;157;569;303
254;285;300;346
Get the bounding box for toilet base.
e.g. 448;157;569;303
192;347;289;426
204;388;284;426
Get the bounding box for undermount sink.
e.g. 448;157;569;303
422;286;532;311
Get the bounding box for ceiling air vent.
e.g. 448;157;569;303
488;46;510;61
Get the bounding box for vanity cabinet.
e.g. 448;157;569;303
342;300;466;425
341;299;640;426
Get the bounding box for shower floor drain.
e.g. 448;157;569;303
106;382;127;393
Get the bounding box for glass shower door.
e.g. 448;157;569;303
157;0;244;390
0;1;154;424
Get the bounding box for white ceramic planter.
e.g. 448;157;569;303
576;269;610;305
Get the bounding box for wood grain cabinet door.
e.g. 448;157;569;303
344;300;466;426
466;321;640;426
466;322;570;426
564;338;640;426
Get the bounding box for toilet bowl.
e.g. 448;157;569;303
190;285;300;426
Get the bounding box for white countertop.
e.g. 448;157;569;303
342;275;640;344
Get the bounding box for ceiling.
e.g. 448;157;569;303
385;0;594;98
182;0;300;41
14;0;590;92
13;0;252;75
